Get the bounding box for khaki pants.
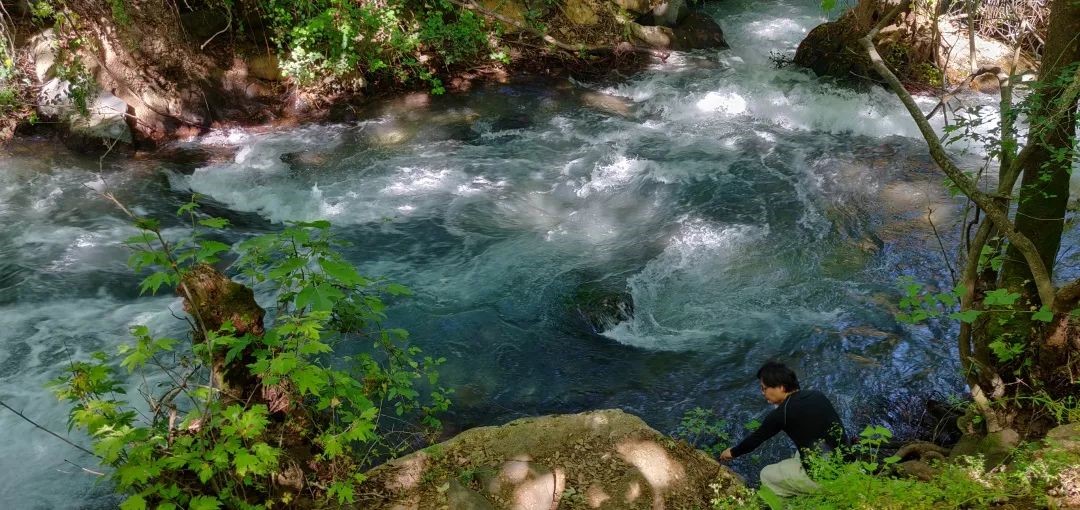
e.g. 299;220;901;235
759;452;820;498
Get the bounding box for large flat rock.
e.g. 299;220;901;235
358;409;742;509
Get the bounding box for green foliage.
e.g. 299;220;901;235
793;431;1079;509
673;407;731;456
110;0;131;26
914;62;942;87
711;425;1080;509
419;4;488;66
261;0;494;93
32;7;97;117
709;481;762;510
53;198;450;508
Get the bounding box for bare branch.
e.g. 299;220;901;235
0;400;101;459
200;8;231;51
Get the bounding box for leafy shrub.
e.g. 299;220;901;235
260;0;494;93
709;424;1080;509
53;198;450;508
674;407;731;456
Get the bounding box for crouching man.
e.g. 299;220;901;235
718;361;847;497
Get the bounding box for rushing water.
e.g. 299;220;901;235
3;1;1079;507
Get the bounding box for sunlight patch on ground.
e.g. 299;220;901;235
616;439;686;505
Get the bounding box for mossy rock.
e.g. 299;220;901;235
793;0;937;85
1045;423;1080;455
358;409;743;509
949;430;1019;468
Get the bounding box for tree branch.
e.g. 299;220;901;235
859;0;1057;307
1054;278;1080;312
0;400;101;459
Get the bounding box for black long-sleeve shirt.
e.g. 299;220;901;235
730;390;847;458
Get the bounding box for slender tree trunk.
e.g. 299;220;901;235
1000;0;1080;296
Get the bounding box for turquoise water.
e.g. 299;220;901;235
7;1;1077;507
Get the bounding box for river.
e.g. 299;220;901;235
2;0;1077;507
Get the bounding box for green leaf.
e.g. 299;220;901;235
252;442;278;465
1032;306;1054;323
296;219;331;229
198;217;229;229
268;256;306;280
269;353;299;376
984;289;1021;307
319;258;366;285
156;503;178;510
197;462;214;483
235;405;270;438
120;495;147;510
125;233;158;247
328;480;355;504
139;271;174;295
233;450;260;477
176;201;198;216
187;496;221;510
135;217;161;231
296;283;344;312
293;364;327;396
385;283;411;296
196;241;231;263
949;310;982;324
757;485;784;510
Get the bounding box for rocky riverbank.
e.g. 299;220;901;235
0;0;727;148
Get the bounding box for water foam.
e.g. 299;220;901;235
603;220;773;350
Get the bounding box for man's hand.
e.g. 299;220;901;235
718;448;733;461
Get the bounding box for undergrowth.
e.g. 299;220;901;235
53;197;450;508
709;423;1080;510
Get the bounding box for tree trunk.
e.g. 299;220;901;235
999;0;1080;296
984;0;1080;413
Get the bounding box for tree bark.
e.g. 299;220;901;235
999;0;1080;297
858;0;1058;307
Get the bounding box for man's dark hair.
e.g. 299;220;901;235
757;361;800;392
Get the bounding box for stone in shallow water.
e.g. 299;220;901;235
569;282;635;334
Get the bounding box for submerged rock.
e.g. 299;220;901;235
672;11;730;50
359;409;742;509
632;11;729;51
570;283;635;334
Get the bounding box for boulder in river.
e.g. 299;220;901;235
793;0;935;84
569;282;635;334
358;409;743;509
632;11;729;51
